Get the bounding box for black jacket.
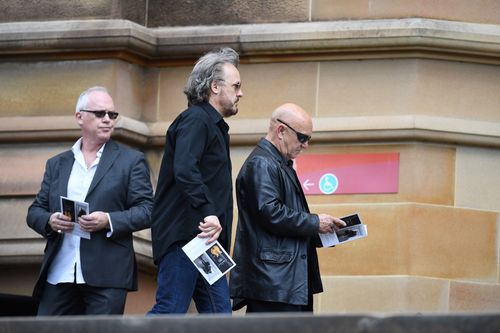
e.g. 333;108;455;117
229;138;323;309
151;103;233;263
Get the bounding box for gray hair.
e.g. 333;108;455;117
75;86;109;113
184;47;239;106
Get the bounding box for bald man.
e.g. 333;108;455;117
229;103;346;313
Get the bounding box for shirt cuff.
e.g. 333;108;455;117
106;213;113;238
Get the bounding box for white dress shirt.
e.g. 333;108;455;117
46;138;105;285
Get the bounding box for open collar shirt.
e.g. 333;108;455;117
46;138;105;285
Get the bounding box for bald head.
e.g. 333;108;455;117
268;103;312;136
271;103;310;125
266;103;312;160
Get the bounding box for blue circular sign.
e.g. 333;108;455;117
319;173;338;194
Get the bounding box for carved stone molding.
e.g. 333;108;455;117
0;19;499;65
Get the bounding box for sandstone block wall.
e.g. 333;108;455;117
0;0;499;314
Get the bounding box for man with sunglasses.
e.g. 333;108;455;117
229;103;346;313
27;86;153;315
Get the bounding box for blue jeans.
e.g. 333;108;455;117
148;243;232;314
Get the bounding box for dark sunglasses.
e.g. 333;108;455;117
276;119;311;144
80;109;119;120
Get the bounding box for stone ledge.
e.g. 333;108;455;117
0;313;499;333
319;276;500;313
0;236;153;267
0;18;499;64
1;115;499;148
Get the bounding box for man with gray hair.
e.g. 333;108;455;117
149;47;243;314
27;86;153;315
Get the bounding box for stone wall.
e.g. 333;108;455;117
1;0;499;26
0;0;500;314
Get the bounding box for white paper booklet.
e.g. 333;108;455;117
182;237;236;285
319;213;367;247
60;196;91;239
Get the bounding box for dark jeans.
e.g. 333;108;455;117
148;243;231;314
37;282;127;315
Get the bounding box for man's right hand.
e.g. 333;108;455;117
197;215;222;244
318;213;346;234
49;212;73;234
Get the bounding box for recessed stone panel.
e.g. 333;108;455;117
142;68;161;123
312;0;500;25
409;205;498;280
318;276;449;313
157;66;192;122
147;0;309;27
318;59;500;123
156;62;318;121
112;61;148;121
416;60;500;123
0;0;146;25
0;198;41;240
316;204;411;276
0;143;69;196
450;281;500;312
0;60;116;117
237;62;317;119
318;59;419;118
455;146;500;212
315;203;498;280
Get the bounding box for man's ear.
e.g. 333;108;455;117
75;111;84;125
210;80;220;95
277;124;286;140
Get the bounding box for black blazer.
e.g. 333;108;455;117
151;103;233;264
27;140;153;299
229;138;322;309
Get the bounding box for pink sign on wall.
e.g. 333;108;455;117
294;152;400;195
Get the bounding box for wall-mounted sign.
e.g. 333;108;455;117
294;152;399;195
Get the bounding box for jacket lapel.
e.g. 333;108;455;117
86;140;119;199
258;139;309;211
283;163;310;213
281;161;303;195
58;151;74;198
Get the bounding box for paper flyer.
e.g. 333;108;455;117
60;196;91;239
182;237;236;285
319;213;367;247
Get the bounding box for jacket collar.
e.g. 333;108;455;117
257;138;287;165
86;139;119;199
257;138;307;204
57;139;119;200
199;102;223;125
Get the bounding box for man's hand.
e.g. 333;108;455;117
78;211;109;233
198;215;222;244
49;212;74;234
318;214;346;234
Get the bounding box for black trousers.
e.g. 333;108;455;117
37;282;127;316
245;295;314;313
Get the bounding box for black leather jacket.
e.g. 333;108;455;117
229;138;323;309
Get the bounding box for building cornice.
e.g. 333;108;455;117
1;115;500;149
0;18;499;65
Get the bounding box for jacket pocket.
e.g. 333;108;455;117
259;249;294;263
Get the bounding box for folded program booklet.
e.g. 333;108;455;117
319;213;367;247
182;237;236;285
60;196;91;239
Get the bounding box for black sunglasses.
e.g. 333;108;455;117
80;109;119;120
276;119;311;144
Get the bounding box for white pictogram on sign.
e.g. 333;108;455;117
319;173;338;194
